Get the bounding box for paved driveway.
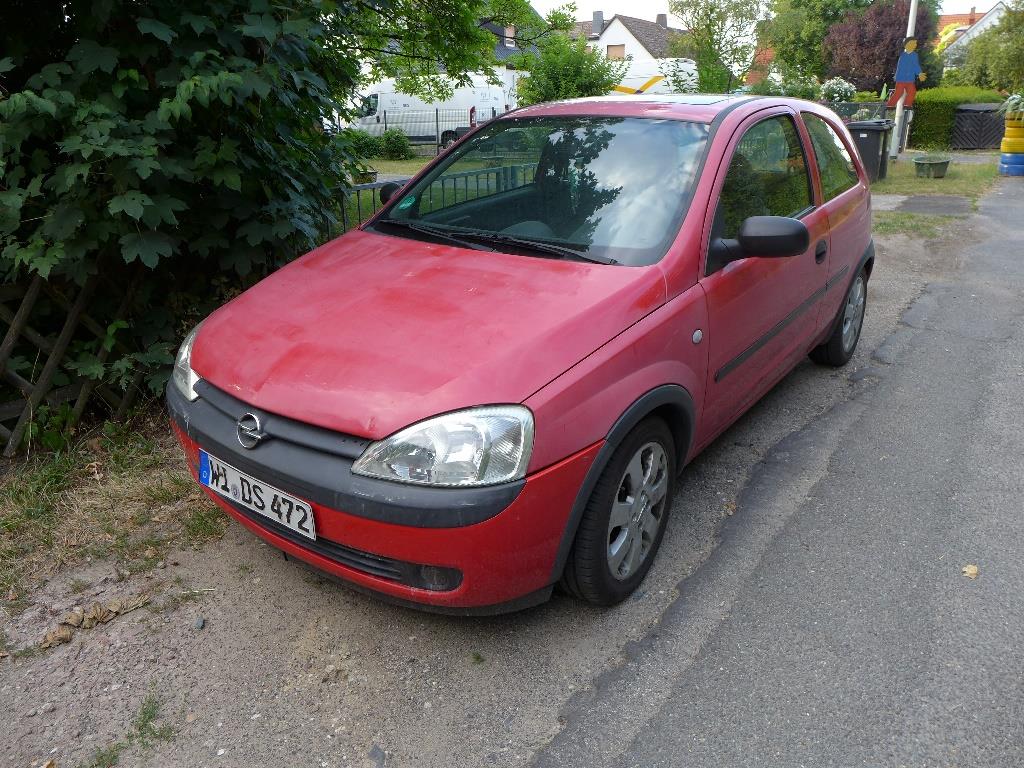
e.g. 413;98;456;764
4;180;1023;768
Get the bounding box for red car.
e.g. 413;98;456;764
169;95;872;613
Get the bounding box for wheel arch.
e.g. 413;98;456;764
548;384;695;582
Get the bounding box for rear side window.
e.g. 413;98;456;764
803;114;860;202
716;115;813;240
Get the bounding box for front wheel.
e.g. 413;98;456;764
810;266;867;367
561;419;676;606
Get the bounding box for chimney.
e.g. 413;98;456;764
656;13;668;27
592;11;604;34
969;5;976;23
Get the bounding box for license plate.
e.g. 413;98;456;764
198;450;316;540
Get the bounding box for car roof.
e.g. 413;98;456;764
508;95;808;124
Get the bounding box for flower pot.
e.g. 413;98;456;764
913;155;951;178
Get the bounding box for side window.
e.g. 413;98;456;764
803;113;860;202
715;115;813;242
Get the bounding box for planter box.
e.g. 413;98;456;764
914;155;951;178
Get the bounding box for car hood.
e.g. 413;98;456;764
191;229;666;439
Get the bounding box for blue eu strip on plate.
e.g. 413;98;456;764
198;450;211;485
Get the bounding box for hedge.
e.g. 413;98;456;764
909;86;1004;149
854;90;883;102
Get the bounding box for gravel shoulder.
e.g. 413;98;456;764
1;190;989;767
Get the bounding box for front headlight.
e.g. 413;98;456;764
352;406;534;487
172;323;203;401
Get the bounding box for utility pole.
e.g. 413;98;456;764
889;0;920;160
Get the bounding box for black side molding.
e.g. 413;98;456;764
714;240;870;384
715;284;827;383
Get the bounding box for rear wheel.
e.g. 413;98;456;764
811;266;867;367
561;419;676;606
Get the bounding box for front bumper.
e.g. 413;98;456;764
168;382;601;611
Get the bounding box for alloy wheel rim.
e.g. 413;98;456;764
606;442;668;581
842;276;866;353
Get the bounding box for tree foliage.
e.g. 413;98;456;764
355;0;572;101
512;34;628;105
823;0;940;93
0;0;556;395
948;1;1024;92
747;66;822;99
762;0;871;78
0;0;365;286
668;0;768;92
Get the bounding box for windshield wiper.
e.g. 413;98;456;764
375;219;496;252
451;230;618;265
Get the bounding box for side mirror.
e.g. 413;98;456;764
737;216;809;258
379;181;402;204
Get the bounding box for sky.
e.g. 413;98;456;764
529;0;991;26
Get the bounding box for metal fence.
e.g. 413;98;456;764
422;163;537;211
330;161;540;237
825;102;888;123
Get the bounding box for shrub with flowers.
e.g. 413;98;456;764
821;77;856;103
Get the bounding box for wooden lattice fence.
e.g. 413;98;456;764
0;272;146;456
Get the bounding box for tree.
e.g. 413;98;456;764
352;0;573;101
668;0;768;92
823;0;940;93
763;0;870;78
512;35;628;105
0;0;561;391
953;1;1024;91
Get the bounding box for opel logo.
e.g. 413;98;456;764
236;413;265;449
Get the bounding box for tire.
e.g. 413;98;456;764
1000;137;1024;153
810;266;868;367
561;419;676;606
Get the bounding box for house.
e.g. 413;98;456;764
941;3;1006;62
480;19;531;65
571;11;687;61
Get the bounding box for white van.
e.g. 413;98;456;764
351;72;523;147
612;58;698;95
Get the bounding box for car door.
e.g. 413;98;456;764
698;109;830;439
801;111;872;334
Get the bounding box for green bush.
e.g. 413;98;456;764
379;129;414;160
348;129;384;159
854;90;882;102
940;68;972;87
909;86;1004;148
0;0;359;393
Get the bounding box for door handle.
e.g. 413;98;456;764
814;240;828;264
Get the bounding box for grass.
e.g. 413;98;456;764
870;155;998;199
368;157;432;176
81;693;174;768
0;412;223;607
873;211;955;238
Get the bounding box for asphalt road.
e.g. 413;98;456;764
533;181;1024;768
4;179;1022;768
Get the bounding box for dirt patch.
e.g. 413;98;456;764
1;414;223;619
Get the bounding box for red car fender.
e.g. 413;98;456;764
525;284;709;473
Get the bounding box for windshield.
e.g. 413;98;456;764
374;116;709;266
